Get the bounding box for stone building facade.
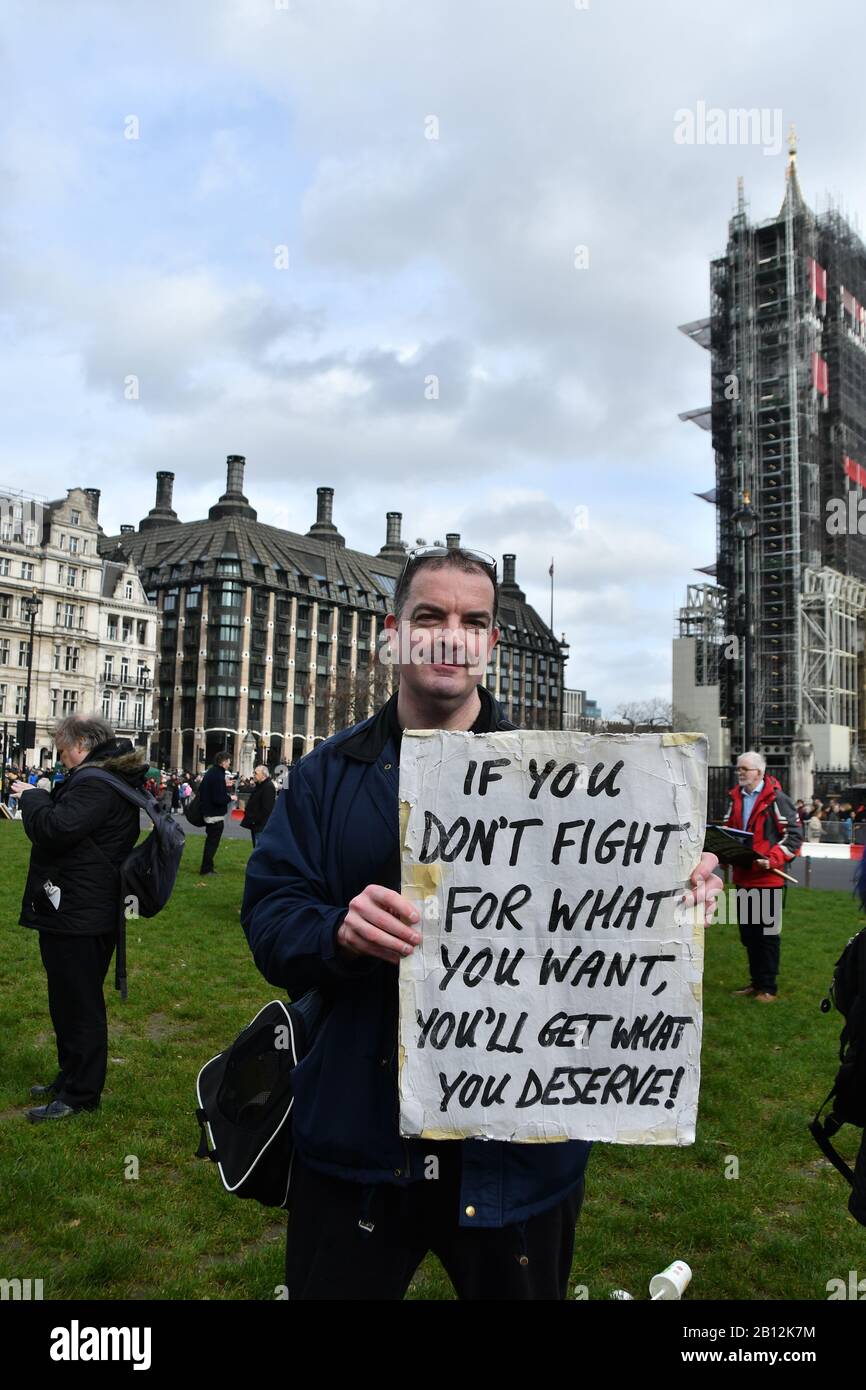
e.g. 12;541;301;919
0;485;157;765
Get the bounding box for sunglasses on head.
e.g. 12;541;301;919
398;545;498;585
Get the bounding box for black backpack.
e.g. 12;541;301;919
810;925;866;1225
74;766;186;999
194;992;326;1209
184;792;205;827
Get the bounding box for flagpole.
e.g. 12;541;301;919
549;557;554;631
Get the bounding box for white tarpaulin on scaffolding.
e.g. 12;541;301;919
398;730;707;1145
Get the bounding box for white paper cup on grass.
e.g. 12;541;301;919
649;1260;692;1300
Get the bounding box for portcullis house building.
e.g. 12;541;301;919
98;456;568;773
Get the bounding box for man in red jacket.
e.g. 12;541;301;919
724;750;803;1001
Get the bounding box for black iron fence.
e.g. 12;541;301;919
813;770;857;804
707;766;733;823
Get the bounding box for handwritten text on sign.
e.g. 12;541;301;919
398;731;707;1145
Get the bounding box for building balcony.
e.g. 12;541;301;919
102;673;153;687
114;717;155;732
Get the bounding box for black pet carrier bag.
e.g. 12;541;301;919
194;991;326;1210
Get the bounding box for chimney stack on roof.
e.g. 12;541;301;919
317;487;333;526
226;455;245;496
120;524;135;534
156;472;173;508
83;487;101;521
446;533;460;550
139;470;181;532
501;552;525;602
379;510;407;560
208;455;257;522
306;485;345;547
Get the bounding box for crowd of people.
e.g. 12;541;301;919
794;795;866;844
1;765;57;812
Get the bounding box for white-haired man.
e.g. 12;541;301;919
240;764;276;848
724;750;803;1001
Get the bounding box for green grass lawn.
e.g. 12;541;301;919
1;820;863;1301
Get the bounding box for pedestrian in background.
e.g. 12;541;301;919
198;750;232;876
806;812;823;843
725;749;803;1002
12;715;147;1121
241;765;276;849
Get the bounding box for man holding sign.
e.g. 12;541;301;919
241;546;722;1301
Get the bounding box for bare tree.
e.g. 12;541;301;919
613;701;644;731
642;697;673;729
613;699;672;732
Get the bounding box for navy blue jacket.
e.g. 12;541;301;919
241;689;591;1228
198;762;230;818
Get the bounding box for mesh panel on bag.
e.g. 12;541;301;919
216;1026;294;1130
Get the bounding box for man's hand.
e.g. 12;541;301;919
686;851;724;926
11;780;33;797
337;885;422;966
756;856;771;871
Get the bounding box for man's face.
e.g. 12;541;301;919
385;563;499;708
58;742;88;770
736;760;763;792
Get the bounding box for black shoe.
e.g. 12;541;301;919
27;1099;93;1123
29;1074;63;1099
199;869;218;876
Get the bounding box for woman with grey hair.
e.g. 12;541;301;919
11;714;148;1122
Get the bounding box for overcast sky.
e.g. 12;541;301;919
2;0;865;713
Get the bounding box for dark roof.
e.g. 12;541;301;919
100;515;403;600
101;560;125;598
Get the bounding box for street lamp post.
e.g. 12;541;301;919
732;493;759;751
21;590;41;767
136;664;152;748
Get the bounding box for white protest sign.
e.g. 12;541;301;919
398;730;707;1145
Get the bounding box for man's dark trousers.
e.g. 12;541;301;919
38;930;117;1109
736;886;784;994
285;1145;584;1300
200;820;224;874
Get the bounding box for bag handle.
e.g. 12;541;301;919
195;1108;219;1163
809;1116;855;1187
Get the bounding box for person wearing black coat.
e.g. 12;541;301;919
240;765;276;848
197;751;232;875
12;715;147;1122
